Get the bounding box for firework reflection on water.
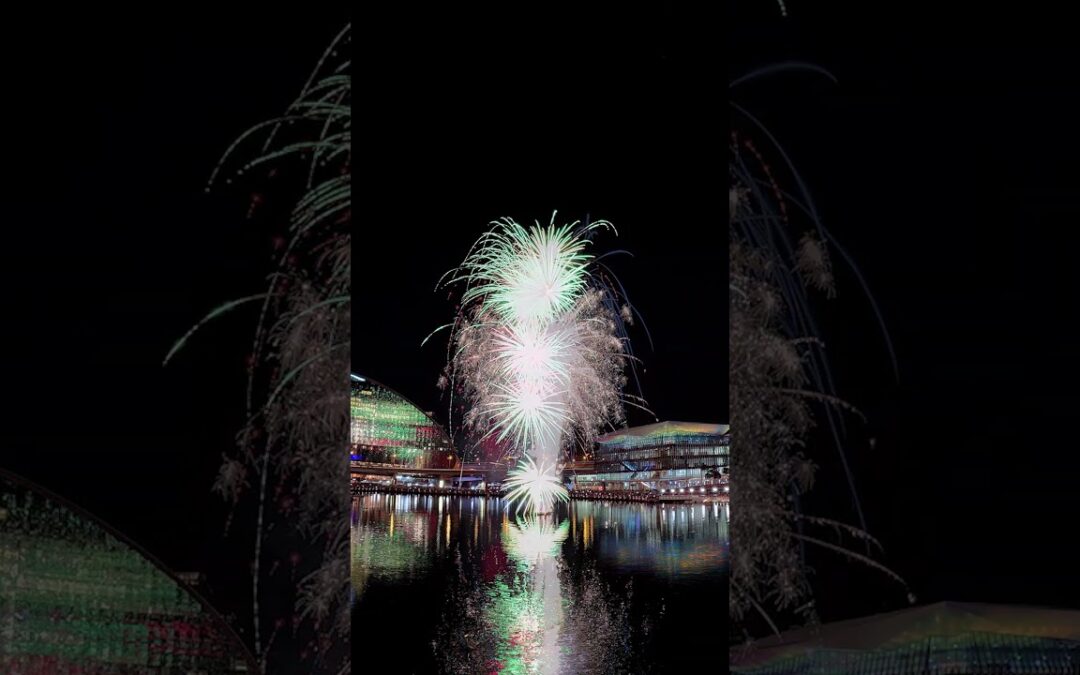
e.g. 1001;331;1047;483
352;494;726;673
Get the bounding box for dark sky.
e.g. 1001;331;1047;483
1;14;346;613
359;16;724;431
23;2;1080;646
731;4;1080;620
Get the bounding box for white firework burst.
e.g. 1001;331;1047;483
502;455;570;515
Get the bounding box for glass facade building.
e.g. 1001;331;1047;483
0;470;255;673
572;421;730;492
351;374;456;470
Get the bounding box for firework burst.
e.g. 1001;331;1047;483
449;217;604;326
437;213;642;514
502;456;571;515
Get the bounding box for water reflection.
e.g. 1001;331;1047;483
504;516;571;568
352;495;727;673
567;500;728;578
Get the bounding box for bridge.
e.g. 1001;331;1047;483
351;461;509;482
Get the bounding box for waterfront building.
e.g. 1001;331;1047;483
568;421;729;495
351;374;456;470
350;374;729;497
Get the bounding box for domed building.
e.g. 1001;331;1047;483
0;469;256;674
350;374;456;473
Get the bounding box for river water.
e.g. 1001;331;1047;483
352;494;727;673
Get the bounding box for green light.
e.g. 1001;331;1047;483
0;471;252;672
351;376;454;468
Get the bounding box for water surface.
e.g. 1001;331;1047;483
352;494;727;673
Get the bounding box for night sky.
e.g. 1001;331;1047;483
0;9;723;646
359;16;723;432
1;15;346;622
18;4;1080;655
732;4;1080;621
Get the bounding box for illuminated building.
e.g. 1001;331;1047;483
570;421;730;493
0;469;255;673
731;601;1080;674
351;373;456;472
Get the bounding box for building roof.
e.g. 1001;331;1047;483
596;421;729;444
0;468;256;672
352;373;452;441
732;601;1080;673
